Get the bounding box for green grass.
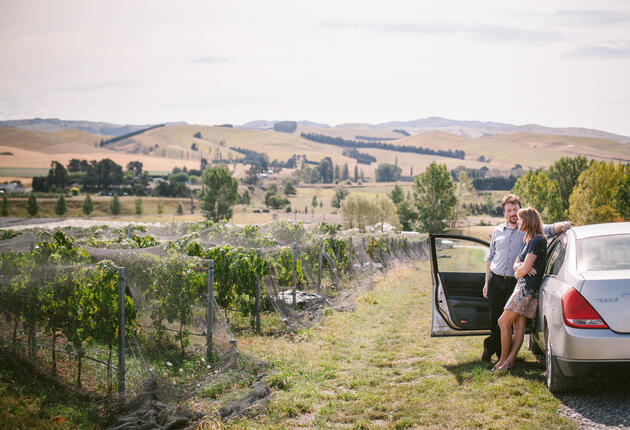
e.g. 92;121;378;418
0;350;102;429
227;263;577;429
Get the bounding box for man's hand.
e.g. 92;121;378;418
555;221;572;234
483;283;488;298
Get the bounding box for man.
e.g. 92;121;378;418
481;194;570;362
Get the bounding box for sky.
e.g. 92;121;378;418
1;0;630;135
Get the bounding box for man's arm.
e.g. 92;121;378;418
543;221;571;238
482;260;491;298
483;229;497;299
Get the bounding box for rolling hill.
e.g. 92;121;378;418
1;118;629;182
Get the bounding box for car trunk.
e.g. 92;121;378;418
579;271;630;333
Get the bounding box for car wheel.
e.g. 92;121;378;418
545;326;576;393
527;332;543;355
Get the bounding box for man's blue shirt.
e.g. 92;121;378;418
487;223;556;277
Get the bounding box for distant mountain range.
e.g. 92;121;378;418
0;118;187;136
1;116;628;143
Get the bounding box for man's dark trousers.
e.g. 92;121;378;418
483;273;517;360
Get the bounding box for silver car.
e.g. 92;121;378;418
429;222;630;393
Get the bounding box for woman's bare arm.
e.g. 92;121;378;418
514;253;538;278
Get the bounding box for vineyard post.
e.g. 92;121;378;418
255;249;262;334
317;244;322;294
348;237;353;272
291;243;297;308
206;259;214;360
335;241;340;287
362;237;365;251
126;225;131;239
117;267;126;405
371;237;375;259
29;241;36;360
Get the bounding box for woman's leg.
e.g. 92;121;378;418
496;310;519;368
498;316;526;369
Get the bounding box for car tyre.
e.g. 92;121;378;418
545;326;576;393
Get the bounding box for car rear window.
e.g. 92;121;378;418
578;233;630;271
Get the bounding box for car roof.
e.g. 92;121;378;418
571;221;630;240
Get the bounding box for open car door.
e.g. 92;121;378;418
430;234;491;337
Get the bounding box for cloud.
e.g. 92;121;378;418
320;21;560;45
65;80;139;92
190;56;228;64
565;43;630;59
549;9;630;26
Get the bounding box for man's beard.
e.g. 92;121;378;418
508;216;517;224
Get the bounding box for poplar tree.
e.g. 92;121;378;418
82;195;94;216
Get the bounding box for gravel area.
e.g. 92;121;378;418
558;375;630;429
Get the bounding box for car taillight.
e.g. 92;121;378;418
561;288;608;329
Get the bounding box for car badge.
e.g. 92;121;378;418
594;297;619;303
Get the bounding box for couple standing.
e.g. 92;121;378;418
482;194;570;372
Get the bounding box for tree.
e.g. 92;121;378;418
27;194;38;216
334;164;340;181
548;156;591;213
126;161;143;176
47;161;68;189
397;200;417;231
157;199;164;214
341;194;378;231
284;181;297;196
375;163;401;182
569;161;629;225
412;162;456;232
199;166;239;222
340;195;399;232
267;194;289;209
331;188;349;208
450;171;475;226
134;198;143;215
388;184;405;204
82;195;93;216
176;202;184;215
241;190;251;206
341;163;349;181
1;194;8;216
375;196;400;231
109;194;121;215
317;157;334;184
354;164;359;182
512;170;563;222
54;194;67;216
312;195;318;208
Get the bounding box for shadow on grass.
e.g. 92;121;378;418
443;358;545;385
0;348;102;429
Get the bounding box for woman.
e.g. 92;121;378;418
493;207;547;372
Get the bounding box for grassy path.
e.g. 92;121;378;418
231;263;576;429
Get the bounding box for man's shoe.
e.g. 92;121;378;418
481;351;492;362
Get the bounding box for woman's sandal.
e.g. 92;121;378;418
492;363;514;373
